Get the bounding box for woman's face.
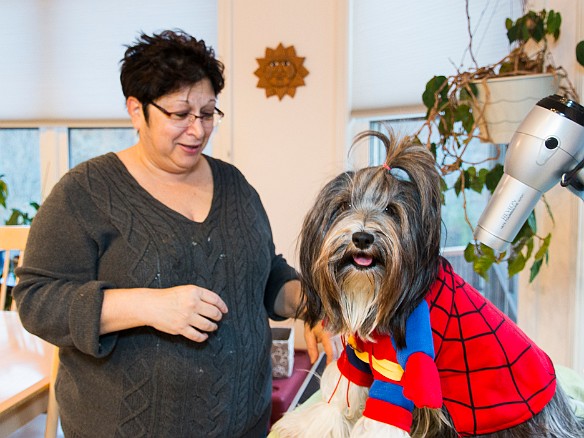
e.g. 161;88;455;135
129;78;218;175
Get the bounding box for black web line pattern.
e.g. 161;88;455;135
427;259;556;435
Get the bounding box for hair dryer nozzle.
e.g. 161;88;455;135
474;173;542;252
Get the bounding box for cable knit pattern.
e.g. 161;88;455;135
14;153;296;437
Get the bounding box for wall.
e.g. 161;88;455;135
214;0;350;347
517;0;584;372
215;0;349;263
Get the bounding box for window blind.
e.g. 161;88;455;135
351;0;523;113
0;0;217;121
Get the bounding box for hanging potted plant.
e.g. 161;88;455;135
416;7;579;282
473;9;568;144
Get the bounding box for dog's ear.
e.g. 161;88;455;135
298;172;353;327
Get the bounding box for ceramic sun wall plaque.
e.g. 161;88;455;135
254;43;309;100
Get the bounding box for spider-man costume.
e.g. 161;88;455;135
337;258;556;436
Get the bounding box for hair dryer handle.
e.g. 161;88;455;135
473;173;542;252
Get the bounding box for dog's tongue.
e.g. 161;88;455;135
353;254;373;267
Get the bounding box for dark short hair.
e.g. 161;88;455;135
120;29;225;112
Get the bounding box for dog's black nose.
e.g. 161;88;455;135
352;231;374;249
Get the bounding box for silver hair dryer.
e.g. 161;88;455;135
474;95;584;252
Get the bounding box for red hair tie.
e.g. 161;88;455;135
383;163;391;171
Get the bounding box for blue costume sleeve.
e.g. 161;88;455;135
396;301;434;366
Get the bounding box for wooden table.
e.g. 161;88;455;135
0;311;53;437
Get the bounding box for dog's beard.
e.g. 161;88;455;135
313;223;388;341
337;265;382;340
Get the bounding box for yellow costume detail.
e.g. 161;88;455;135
347;335;404;381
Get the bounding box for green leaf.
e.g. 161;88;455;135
6;210;21;225
526;211;537;234
459;87;471;102
513;216;536;243
534;233;551;261
439;177;447;205
508;252;527;277
469;175;484;193
529;258;543;282
463;243;477;262
485;165;504;192
460;168;483;194
577;41;584;68
532;14;545;42
473;254;494;280
454;172;464;196
469;244;497;280
428;141;437;159
0;175;8;208
507;22;518;44
479;243;496;258
422;76;448;110
455;104;474;134
439;106;455;136
542;197;555;226
546;10;561;40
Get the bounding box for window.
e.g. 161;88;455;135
0;129;41;224
0;127;139;224
369;117;518;320
0;0;219;219
69;128;137;168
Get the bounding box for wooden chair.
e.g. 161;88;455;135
44;346;60;438
0;225;30;310
0;225;61;437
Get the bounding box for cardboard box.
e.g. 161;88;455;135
271;327;294;378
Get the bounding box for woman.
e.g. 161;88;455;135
14;30;328;437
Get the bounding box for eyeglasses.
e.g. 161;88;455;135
148;101;224;129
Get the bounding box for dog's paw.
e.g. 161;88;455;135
349;417;411;438
271;400;353;438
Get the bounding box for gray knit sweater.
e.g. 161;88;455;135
14;153;297;437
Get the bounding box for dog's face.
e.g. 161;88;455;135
300;133;443;346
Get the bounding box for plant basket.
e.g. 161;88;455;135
473;73;558;144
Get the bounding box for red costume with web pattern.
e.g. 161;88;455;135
427;258;556;436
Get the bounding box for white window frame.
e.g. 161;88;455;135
0;121;133;202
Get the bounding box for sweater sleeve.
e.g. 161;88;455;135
264;253;299;321
13;168;117;358
243;173;298;320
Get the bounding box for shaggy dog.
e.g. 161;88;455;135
272;132;583;437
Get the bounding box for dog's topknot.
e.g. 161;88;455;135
355;129;441;223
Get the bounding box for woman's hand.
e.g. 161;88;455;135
101;285;228;342
150;285;229;342
303;321;342;365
